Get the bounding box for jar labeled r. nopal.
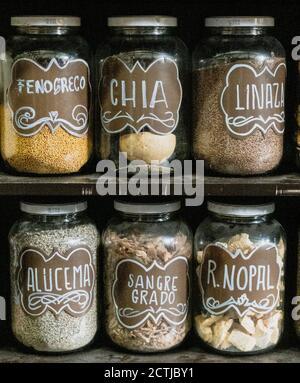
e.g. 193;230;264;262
194;202;286;354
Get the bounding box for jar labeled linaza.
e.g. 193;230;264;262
194;202;286;355
103;200;192;352
96;16;189;171
2;16;92;175
9;202;100;353
193;17;286;175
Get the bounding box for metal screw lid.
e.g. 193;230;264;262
114;200;181;215
20;201;87;215
11;16;81;27
207;201;275;217
108;15;177;27
205;16;275;28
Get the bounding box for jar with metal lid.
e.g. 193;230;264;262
296;61;300;169
193;17;286;175
2;16;92;175
96;16;189;171
295;228;300;339
194;202;285;354
9;201;99;353
102;200;192;352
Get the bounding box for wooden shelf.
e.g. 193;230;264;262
0;345;299;363
0;172;299;197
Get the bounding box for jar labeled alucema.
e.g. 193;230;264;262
96;16;189;171
9;202;100;353
2;16;92;174
103;201;192;352
194;202;285;354
193;17;286;175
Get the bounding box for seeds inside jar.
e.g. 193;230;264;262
10;202;100;353
193;58;286;175
3;16;92;175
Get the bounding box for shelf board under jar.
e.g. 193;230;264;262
0;172;299;197
0;345;299;363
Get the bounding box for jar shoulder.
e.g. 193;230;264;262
103;217;192;245
6;34;90;58
96;35;189;60
194;216;286;247
9;217;99;243
193;35;286;62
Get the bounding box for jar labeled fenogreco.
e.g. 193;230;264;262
194;202;286;354
103;201;192;352
9;202;100;353
96;16;189;171
193;17;286;175
2;16;92;174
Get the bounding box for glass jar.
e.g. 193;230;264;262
2;16;92;175
102;200;192;352
193;17;286;175
9;201;100;353
96;16;189;172
296;61;300;169
194;202;286;355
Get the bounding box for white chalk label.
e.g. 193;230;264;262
220;60;286;138
17;246;95;318
99;56;182;135
8;58;91;137
199;243;282;317
112;257;189;329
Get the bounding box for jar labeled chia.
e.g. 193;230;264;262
193;17;286;175
102;200;192;352
9;202;100;353
194;202;286;355
96;16;189;171
2;16;92;175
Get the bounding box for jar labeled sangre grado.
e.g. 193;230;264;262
2;16;92;174
193;17;286;175
194;202;286;354
96;16;189;171
9;202;100;353
103;201;192;352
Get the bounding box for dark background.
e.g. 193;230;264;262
0;0;299;353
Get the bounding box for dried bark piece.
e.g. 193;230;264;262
196;233;283;353
228;330;256;352
105;229;191;352
212;318;233;349
239;316;255;335
264;311;282;329
227;233;254;254
277;238;285;258
219;334;232;350
195;315;213;343
197;250;203;264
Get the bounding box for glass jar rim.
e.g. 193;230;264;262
20;201;87;215
108;15;177;28
205;16;274;28
11;16;81;27
207;201;275;217
114;200;181;215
